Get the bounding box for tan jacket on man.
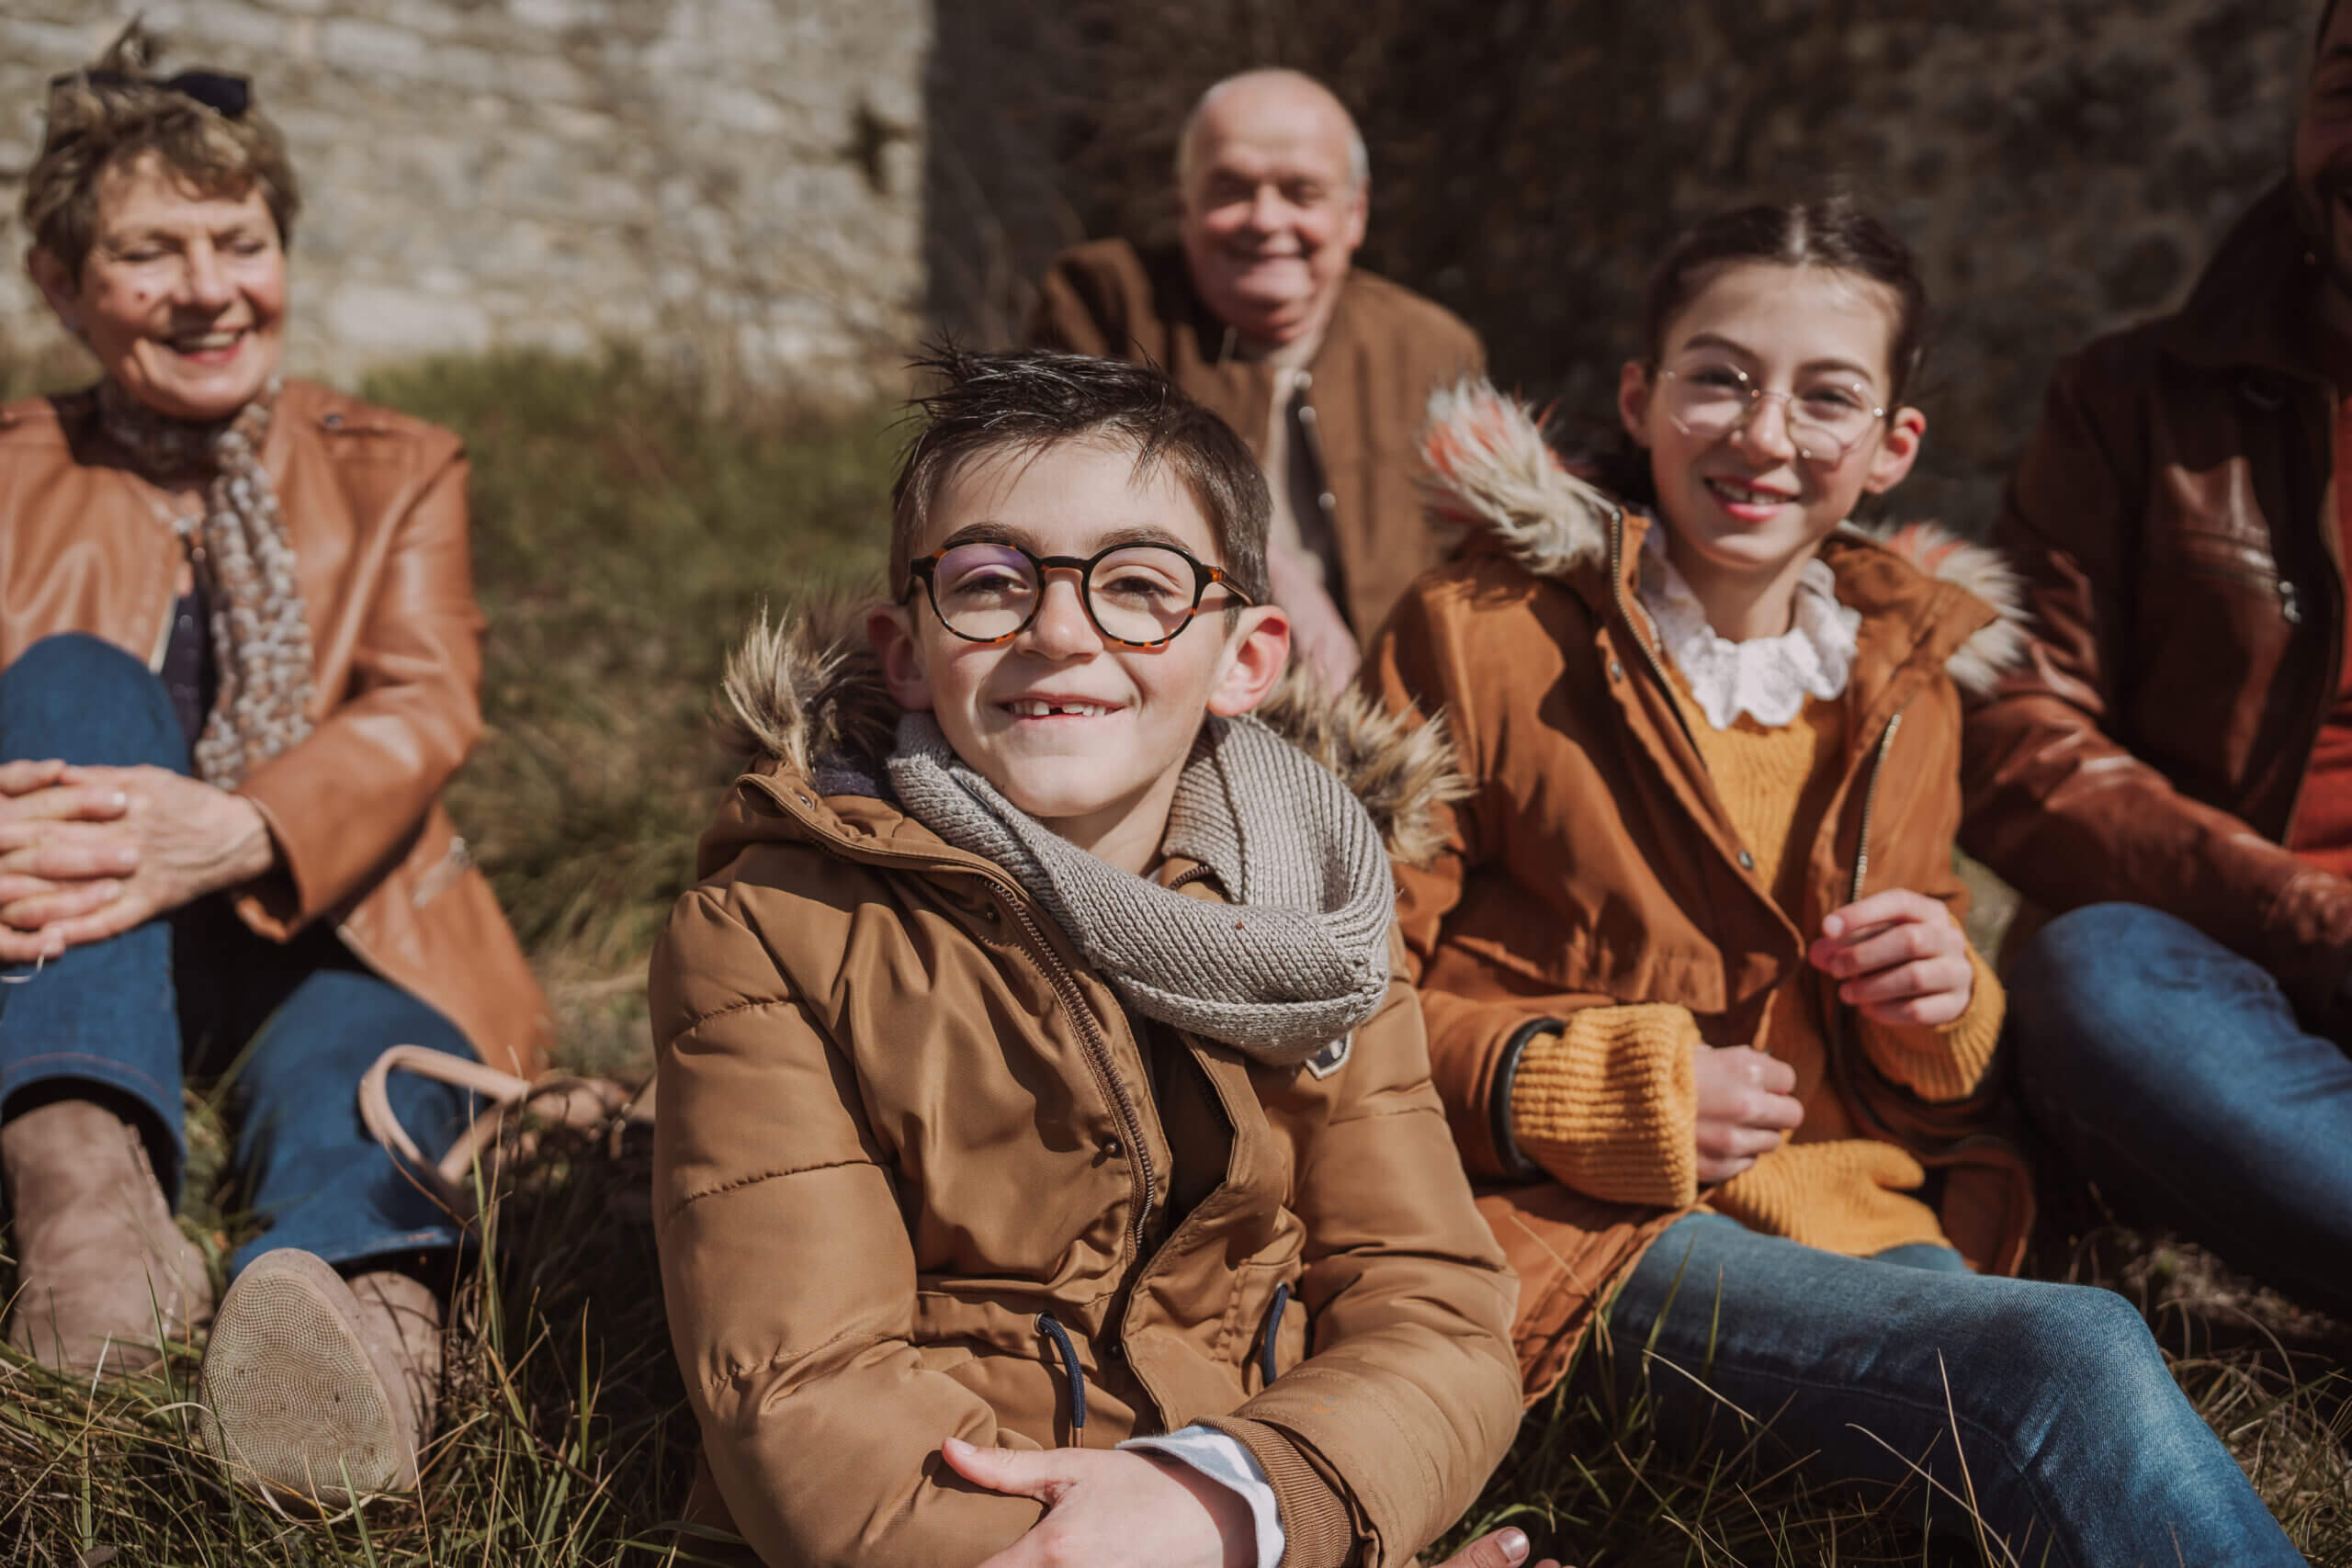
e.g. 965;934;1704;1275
1029;237;1486;639
0;378;549;1077
1961;184;2352;1024
650;613;1521;1568
1365;403;2034;1395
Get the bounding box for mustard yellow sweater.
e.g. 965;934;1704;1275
1508;689;2003;1258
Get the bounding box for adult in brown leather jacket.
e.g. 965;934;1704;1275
0;31;548;1501
1028;69;1486;691
1959;2;2352;1319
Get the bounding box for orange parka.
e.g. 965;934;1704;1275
649;614;1522;1568
1365;388;2036;1397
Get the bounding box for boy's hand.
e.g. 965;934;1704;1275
946;1437;1252;1568
1809;890;1973;1028
1692;1045;1804;1182
1436;1526;1569;1568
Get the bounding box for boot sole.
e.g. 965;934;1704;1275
196;1248;419;1503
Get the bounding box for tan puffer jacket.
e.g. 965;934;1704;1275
649;610;1522;1568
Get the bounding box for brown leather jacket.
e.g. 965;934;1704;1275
1366;390;2034;1396
649;613;1521;1568
1960;184;2352;1023
1028;238;1487;638
0;379;549;1077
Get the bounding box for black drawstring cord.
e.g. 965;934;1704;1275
1035;1314;1087;1444
1261;1281;1291;1387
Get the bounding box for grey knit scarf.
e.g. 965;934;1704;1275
98;377;315;786
887;710;1394;1065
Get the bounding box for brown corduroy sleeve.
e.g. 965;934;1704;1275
1192;1416;1359;1568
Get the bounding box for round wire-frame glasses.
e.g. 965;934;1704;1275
1654;362;1888;465
904;539;1254;649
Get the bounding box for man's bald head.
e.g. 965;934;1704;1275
1174;69;1371;349
1176;69;1368;191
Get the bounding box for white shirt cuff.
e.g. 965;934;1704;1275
1121;1424;1286;1567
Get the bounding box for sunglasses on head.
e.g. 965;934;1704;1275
48;68;252;119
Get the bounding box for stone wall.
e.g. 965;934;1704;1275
1;0;925;400
927;0;2319;532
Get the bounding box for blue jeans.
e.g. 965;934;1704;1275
0;634;480;1277
1604;1213;2301;1567
2007;902;2352;1319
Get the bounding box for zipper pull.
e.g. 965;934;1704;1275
2279;579;2303;625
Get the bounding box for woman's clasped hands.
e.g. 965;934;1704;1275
0;757;272;964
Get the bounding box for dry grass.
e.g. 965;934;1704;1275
2;351;2346;1563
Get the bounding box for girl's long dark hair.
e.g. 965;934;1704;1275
1591;196;1930;505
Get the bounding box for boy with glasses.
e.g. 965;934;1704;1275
647;348;1526;1568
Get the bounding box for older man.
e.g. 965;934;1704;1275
1961;0;2352;1317
1029;68;1486;687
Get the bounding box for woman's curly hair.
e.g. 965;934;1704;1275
24;20;300;281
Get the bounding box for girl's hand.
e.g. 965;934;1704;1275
1809;889;1973;1027
948;1437;1253;1568
1692;1044;1804;1182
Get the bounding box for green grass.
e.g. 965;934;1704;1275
4;350;2347;1563
383;349;900;1073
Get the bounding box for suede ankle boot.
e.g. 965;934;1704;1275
197;1248;444;1503
2;1096;212;1374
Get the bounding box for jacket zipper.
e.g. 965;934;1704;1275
991;889;1159;1254
1849;708;1905;904
1604;506;1709;766
743;775;1160;1257
1824;700;2012;1163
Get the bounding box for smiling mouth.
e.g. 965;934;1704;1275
1004;699;1119;719
1704;476;1795;508
164;327;247;357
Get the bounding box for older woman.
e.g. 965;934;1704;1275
0;28;549;1502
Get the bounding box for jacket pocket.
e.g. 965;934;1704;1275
1229;1231;1307;1393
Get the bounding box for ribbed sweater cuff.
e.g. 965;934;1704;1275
1193;1416;1355;1568
1507;1003;1701;1208
1710;1140;1943;1256
1490;1017;1563;1181
1876;947;2006;1102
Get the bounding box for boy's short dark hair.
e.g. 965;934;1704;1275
889;346;1272;607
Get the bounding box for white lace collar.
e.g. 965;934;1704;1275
1634;525;1861;730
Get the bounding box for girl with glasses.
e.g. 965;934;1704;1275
1367;198;2304;1564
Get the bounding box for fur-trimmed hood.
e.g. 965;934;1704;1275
1416;379;2028;694
716;601;1467;867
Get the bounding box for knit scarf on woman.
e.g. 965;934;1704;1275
96;377;315;786
888;710;1395;1066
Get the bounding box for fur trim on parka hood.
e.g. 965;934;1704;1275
716;600;1469;867
1416;379;2029;695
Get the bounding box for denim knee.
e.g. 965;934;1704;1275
2010;903;2184;998
1976;1284;2177;1430
5;632;151;694
2;632;182;766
